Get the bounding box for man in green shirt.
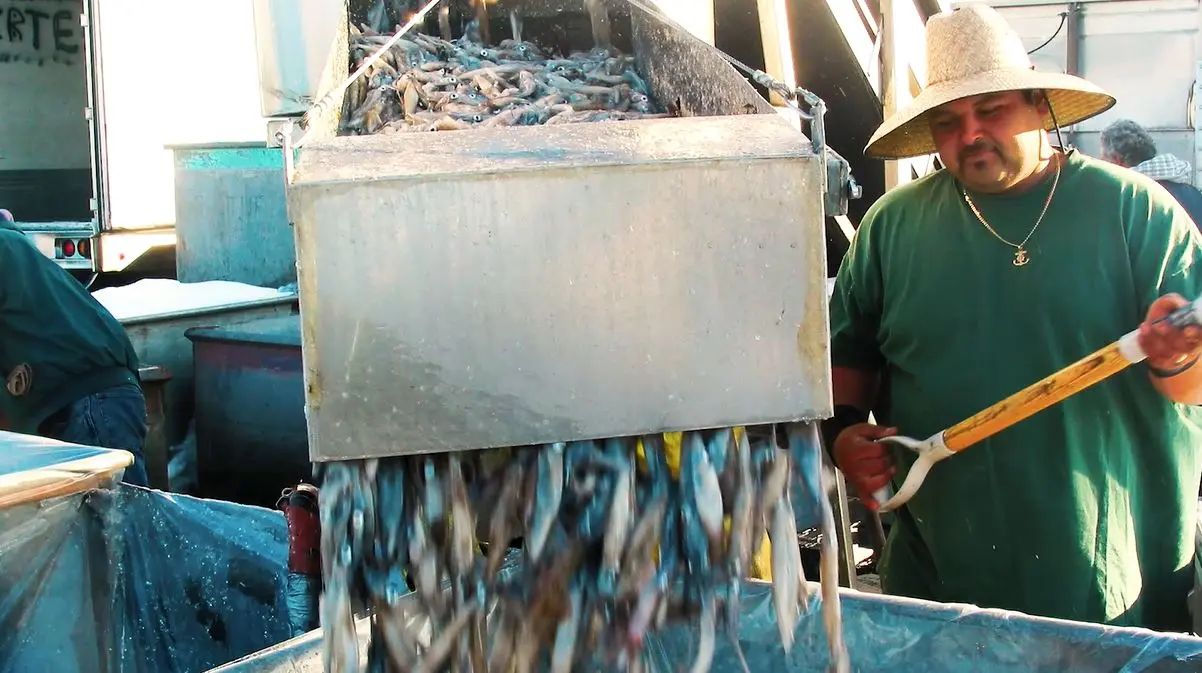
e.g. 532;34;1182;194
0;209;149;486
825;4;1202;632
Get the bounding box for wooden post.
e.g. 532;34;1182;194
139;364;173;490
756;0;797;108
650;0;715;45
880;0;947;189
880;0;909;190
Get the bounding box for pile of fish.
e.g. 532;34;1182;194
319;423;850;673
340;22;673;134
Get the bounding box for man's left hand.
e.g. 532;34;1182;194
1138;293;1202;370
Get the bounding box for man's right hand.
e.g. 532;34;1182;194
833;423;898;511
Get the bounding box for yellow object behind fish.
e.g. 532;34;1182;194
636;429;774;581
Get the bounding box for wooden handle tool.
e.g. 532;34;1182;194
872;296;1202;513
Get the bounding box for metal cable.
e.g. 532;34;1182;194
1027;11;1067;56
294;0;445;149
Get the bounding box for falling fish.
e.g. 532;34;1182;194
317;419;850;673
788;422;851;673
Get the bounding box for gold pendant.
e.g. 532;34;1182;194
1013;248;1030;267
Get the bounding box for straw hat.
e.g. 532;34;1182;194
865;3;1115;159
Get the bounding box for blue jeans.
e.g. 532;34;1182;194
40;382;150;487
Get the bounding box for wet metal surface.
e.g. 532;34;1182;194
187;315;310;507
628;1;775;119
171;144;298;289
289;114;831;460
121;297;299;448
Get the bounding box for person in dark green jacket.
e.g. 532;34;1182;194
824;5;1202;632
0;209;148;486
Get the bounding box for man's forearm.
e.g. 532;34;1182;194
822;366;880;458
832;366;880;410
1148;354;1202;404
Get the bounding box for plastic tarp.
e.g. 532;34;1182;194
0;431;292;673
1191;498;1202;635
212;573;1202;673
92;278;295;322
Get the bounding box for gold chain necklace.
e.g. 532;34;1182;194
961;154;1062;267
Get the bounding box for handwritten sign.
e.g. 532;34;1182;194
0;0;81;67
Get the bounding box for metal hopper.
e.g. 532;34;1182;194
284;0;844;462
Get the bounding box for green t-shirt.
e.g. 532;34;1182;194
830;149;1202;631
0;221;139;433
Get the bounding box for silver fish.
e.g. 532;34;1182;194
527;441;565;562
322;412;852;673
319;463;359;673
410;607;477;673
690;595;717;673
549;582;583;673
789;423;851;673
692;436;726;553
599;439;634;596
770;486;803;652
486;460;525;577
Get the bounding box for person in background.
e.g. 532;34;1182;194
1101;118;1202;227
825;4;1202;632
0;209;149;486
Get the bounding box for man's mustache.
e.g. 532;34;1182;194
960;143;999;163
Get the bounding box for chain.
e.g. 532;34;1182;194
961;153;1062;267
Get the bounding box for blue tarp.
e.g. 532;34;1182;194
0;432;291;673
211;578;1202;673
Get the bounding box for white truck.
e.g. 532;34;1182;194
0;0;271;280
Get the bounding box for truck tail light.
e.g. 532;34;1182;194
54;238;92;260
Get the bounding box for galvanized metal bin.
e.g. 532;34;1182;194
170;142;296;289
120;295;299;449
286;0;833;462
289;113;831;461
185;314;309;507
